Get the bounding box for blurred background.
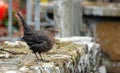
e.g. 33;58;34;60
0;0;120;38
0;0;120;73
0;0;55;38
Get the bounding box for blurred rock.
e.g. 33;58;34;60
98;65;107;73
0;41;31;55
83;1;120;17
19;66;29;72
5;71;22;73
4;41;29;48
102;53;120;73
0;51;10;58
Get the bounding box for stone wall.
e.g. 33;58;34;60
0;37;102;73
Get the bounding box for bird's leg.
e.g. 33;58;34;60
38;52;43;60
33;52;41;71
38;52;49;62
34;53;40;61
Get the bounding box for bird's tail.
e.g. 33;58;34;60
17;12;32;32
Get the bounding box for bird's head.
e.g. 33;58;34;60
46;27;60;37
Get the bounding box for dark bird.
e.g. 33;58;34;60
17;12;59;61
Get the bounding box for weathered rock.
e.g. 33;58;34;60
4;41;29;48
98;65;107;73
19;66;29;72
5;71;18;73
0;51;10;58
102;53;120;73
0;37;102;73
0;41;31;55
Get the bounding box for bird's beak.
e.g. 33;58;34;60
55;29;61;32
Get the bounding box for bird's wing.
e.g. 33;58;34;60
22;30;51;46
36;35;50;43
33;30;50;44
30;41;50;52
